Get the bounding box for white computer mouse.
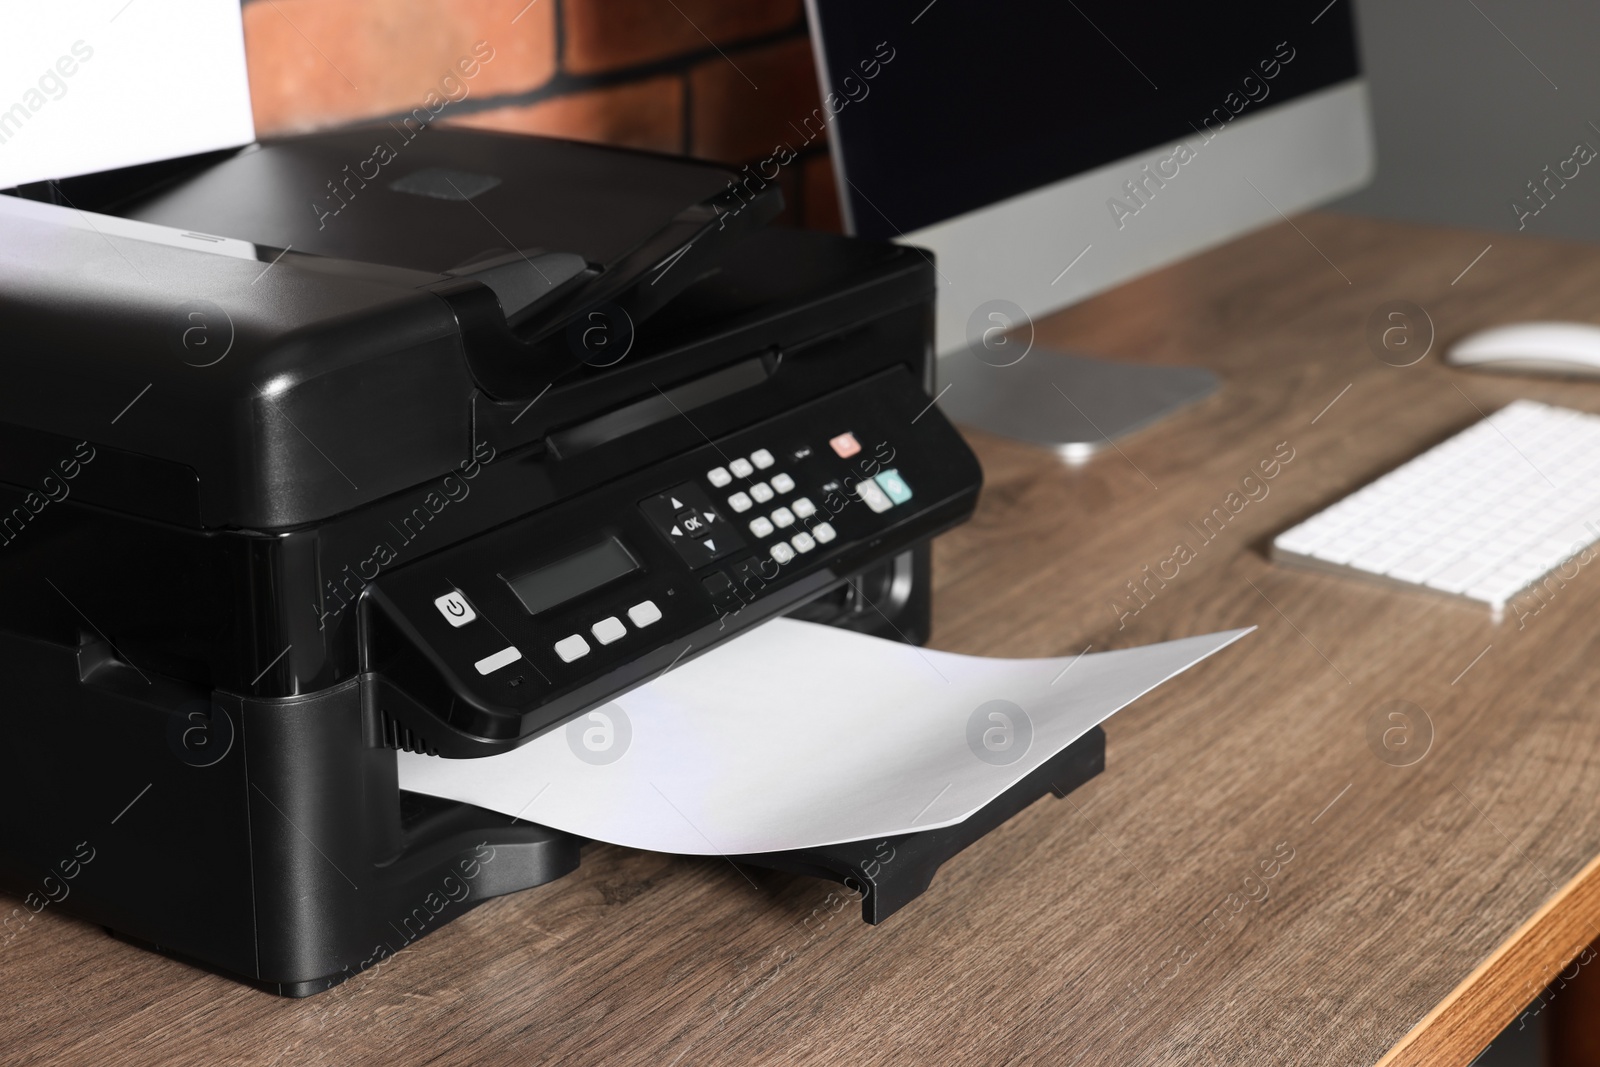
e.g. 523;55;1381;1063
1447;321;1600;378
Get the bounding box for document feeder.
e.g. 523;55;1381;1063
0;128;1103;994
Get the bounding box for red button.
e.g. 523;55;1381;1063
829;432;861;458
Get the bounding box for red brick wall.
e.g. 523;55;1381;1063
240;0;841;231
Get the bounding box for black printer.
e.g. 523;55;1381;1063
0;128;1103;995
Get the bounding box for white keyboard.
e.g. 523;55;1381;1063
1272;400;1600;611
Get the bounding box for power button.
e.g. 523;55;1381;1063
433;590;477;627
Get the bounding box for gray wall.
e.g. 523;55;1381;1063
1333;0;1600;243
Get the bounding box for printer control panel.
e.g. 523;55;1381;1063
364;366;982;753
666;433;910;613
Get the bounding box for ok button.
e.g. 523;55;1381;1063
433;590;476;627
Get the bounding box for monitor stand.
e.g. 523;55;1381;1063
936;348;1219;462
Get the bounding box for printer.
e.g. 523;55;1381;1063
0;127;1103;994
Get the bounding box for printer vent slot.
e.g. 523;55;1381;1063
381;710;439;757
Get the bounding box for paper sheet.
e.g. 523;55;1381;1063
397;620;1253;855
0;3;255;188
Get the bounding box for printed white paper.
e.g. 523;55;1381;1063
0;2;255;188
398;620;1253;855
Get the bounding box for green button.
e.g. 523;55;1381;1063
874;469;913;505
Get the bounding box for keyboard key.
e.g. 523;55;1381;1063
791;496;816;518
707;466;732;488
727;491;753;513
751;448;775;470
812;521;837;543
749;516;774;537
1387;549;1463;585
770;542;795;564
791;532;816;553
729;457;754;478
750;482;774;503
1466;573;1532;605
771;472;795;494
1423;558;1498;595
628;600;662;627
771;507;795;528
1273;527;1327;556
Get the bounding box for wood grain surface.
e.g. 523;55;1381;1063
6;213;1600;1066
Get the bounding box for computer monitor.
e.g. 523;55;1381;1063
804;1;1374;455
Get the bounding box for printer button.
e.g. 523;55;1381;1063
706;466;732;488
791;496;816;518
853;478;894;513
627;600;662;627
591;616;627;645
433;590;476;627
475;646;522;675
727;491;753;513
829;432;861;458
770;542;795;565
813;521;837;543
874;469;913;505
750;448;775;470
729;457;755;478
749;482;774;504
676;509;712;538
771;507;795;529
770;472;795;494
553;634;590;663
702;572;739;609
791;532;817;554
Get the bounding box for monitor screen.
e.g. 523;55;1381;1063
809;1;1361;239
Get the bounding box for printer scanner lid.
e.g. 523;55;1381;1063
122;128;739;276
0;129;787;529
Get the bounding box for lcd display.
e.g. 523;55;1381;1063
505;537;639;615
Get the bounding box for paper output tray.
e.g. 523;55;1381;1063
731;726;1106;924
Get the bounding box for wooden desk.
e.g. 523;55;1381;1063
6;213;1600;1065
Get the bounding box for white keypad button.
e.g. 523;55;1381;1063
729;457;754;478
707;466;732;488
770;542;795;564
791;496;816;518
770;472;795;494
771;506;795;528
791;532;816;554
749;516;775;537
433;590;476;627
750;481;774;503
553;635;590;663
751;448;775;470
627;600;662;628
813;521;837;543
474;646;521;675
591;616;627;645
727;491;753;513
853;479;894;513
